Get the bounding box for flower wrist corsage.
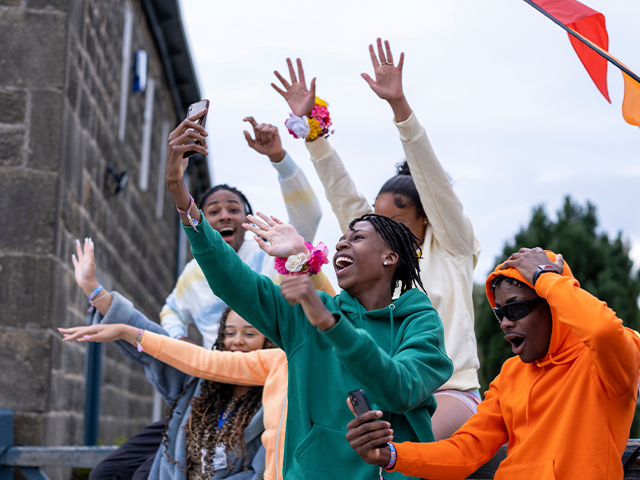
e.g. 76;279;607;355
285;97;333;141
275;241;329;276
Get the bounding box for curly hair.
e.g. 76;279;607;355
348;213;425;296
199;184;253;217
161;307;273;472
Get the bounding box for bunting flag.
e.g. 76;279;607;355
523;0;640;128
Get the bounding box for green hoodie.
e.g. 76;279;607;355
184;218;453;480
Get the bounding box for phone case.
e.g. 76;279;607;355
183;99;210;158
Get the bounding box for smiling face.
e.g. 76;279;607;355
203;189;247;252
222;311;267;352
494;281;553;363
374;193;427;245
334;221;397;298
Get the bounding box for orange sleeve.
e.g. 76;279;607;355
390;377;508;480
140;331;283;386
535;273;640;398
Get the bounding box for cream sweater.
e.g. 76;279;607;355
305;112;481;391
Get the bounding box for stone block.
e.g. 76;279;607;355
26;0;67;11
60;107;84;200
0;127;25;165
65;60;80;111
67;0;86;38
0;90;26;123
28;89;63;171
0;328;51;412
0;170;56;253
0;10;66;88
0;256;56;328
13;413;44;445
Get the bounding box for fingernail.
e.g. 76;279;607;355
83;335;90;340
76;239;80;245
72;254;76;261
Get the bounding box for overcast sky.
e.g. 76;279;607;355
178;0;639;286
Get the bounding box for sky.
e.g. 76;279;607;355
178;0;640;286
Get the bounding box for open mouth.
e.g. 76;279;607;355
334;256;354;275
505;334;525;355
218;226;235;241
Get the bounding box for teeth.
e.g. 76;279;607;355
335;257;354;269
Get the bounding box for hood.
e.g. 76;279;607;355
485;250;581;365
333;288;434;322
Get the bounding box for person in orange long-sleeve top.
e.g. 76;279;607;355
346;247;640;480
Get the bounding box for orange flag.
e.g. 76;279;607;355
622;73;640;128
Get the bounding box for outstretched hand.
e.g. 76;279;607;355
500;247;565;285
72;238;97;294
242;117;286;163
361;38;411;122
345;401;393;467
272;58;316;117
59;324;138;345
243;213;307;258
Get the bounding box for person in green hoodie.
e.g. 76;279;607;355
165;107;454;480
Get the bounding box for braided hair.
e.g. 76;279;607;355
161;308;273;472
199;184;254;216
348;213;425;296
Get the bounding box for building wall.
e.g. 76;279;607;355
0;0;191;472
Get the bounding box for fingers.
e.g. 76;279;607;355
59;326;97;342
243;130;255;148
255;212;277;227
270;215;284;225
252;235;268;251
242;222;266;238
397;51;405;71
243;116;258;128
187;107;207;123
309;77;316;98
297;58;306;85
384;39;394;65
368;44;379;68
169;118;208;140
361;73;376;89
376;37;387;65
286;58;297;84
247;213;274;231
75;239;84;262
347;410;383;430
274;70;290;90
271;82;287;97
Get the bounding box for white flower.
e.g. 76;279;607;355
285;115;310;139
285;252;309;273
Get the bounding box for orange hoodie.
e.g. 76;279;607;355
140;333;288;480
389;252;640;480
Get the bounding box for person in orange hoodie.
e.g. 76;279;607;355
346;247;640;480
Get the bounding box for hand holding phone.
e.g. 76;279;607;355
348;389;388;449
183;99;210;158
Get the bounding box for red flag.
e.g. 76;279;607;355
532;0;610;102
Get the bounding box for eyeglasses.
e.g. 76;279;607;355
493;298;545;323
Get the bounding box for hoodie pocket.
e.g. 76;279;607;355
496;459;555;480
294;424;378;478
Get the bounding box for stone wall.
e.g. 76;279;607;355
0;0;198;474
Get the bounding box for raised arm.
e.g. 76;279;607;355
242;116;322;242
363;38;476;257
503;248;640;397
271;58;372;233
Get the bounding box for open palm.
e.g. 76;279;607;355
72;238;96;290
272;58;317;117
243;213;307;258
361;38;405;101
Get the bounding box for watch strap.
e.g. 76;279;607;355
532;265;558;285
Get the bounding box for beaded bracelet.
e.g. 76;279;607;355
87;285;104;313
384;442;397;470
176;196;199;232
136;328;144;353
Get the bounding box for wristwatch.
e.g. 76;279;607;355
532;265;559;285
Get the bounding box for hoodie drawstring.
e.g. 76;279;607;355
389;304;395;357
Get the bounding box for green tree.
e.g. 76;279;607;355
474;196;640;401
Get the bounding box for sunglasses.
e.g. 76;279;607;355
493;298;545;323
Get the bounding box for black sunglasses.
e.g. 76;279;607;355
493;298;545;323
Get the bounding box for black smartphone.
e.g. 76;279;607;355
348;389;387;448
183;99;209;158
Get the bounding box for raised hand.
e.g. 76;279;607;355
59;324;138;345
72;238;97;294
242;117;286;163
272;58;316;117
500;247;565;285
165;110;207;223
242;213;307;258
361;38;411;122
